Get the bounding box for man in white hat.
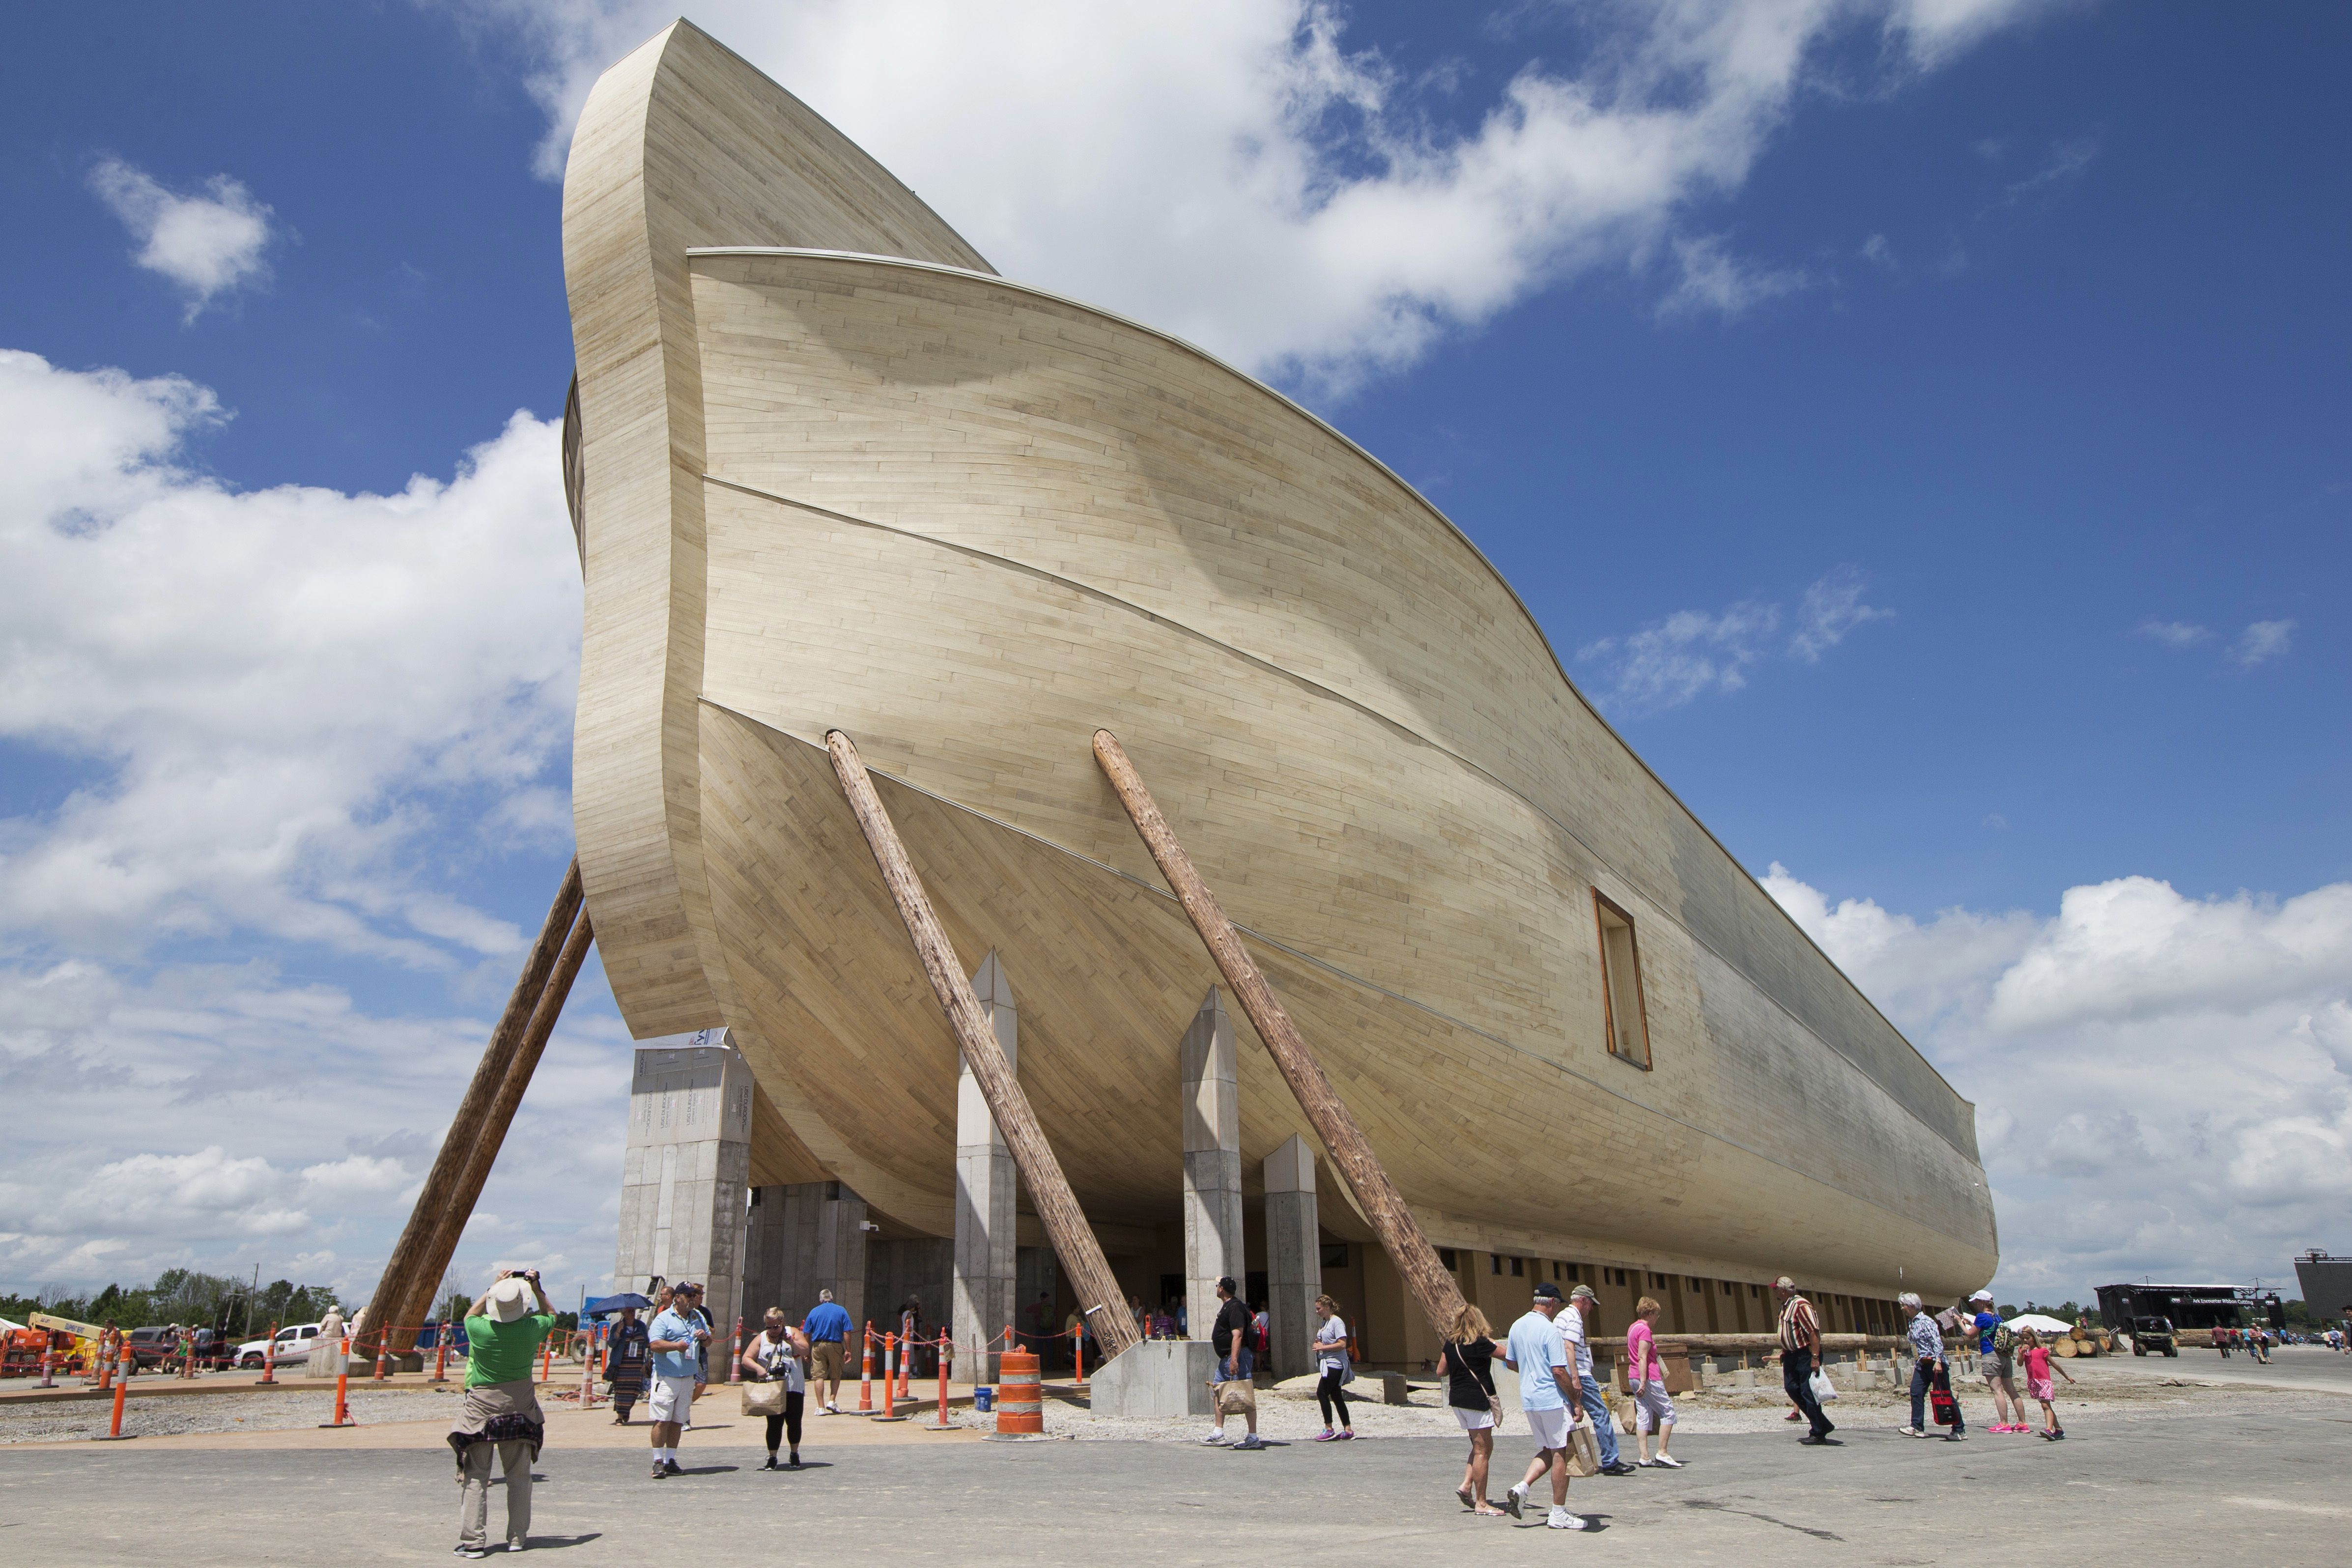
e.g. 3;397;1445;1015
451;1268;556;1558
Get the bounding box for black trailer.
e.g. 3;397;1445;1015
2093;1283;2253;1334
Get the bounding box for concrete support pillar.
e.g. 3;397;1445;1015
1263;1134;1322;1381
613;1031;756;1352
954;951;1020;1381
1181;987;1244;1345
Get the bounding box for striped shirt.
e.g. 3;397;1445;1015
1778;1293;1819;1356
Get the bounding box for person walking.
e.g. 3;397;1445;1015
1898;1292;1965;1442
1626;1296;1680;1467
604;1303;651;1424
1773;1276;1839;1445
1563;1284;1638;1476
1440;1303;1505;1515
1311;1294;1355;1441
1500;1282;1590;1530
448;1269;555;1559
2016;1328;2074;1439
1201;1277;1264;1450
645;1283;709;1478
739;1308;809;1470
1970;1291;2024;1433
801;1288;852;1414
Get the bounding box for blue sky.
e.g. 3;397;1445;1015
1;1;2344;1311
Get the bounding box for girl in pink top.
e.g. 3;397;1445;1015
1626;1297;1679;1467
2016;1328;2074;1440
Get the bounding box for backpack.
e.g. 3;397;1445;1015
1992;1323;2017;1354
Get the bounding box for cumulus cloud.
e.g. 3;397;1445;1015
464;0;2057;388
87;158;277;322
2231;618;2295;668
1579;567;1891;713
1766;864;2352;1300
0;350;580;965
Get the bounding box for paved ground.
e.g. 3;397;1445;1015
3;1373;2347;1565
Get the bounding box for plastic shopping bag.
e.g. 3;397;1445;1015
1809;1368;1839;1404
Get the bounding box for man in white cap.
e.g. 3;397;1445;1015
450;1267;556;1559
646;1282;711;1478
1499;1282;1592;1530
1969;1289;2022;1432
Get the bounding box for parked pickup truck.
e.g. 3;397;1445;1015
233;1321;326;1369
2129;1315;2179;1357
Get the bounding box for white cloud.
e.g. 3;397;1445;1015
1659;233;1810;318
1767;864;2352;1301
466;0;2057;388
1788;565;1895;661
0;350;580;966
87;159;277;322
2231;618;2295;668
1579;600;1781;713
2137;619;2211;648
1579;567;1891;713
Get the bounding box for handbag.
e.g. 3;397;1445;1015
1927;1358;1958;1425
741;1378;785;1416
1565;1418;1602;1478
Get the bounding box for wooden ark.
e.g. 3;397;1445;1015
561;21;1997;1356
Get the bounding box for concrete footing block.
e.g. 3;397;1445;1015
1089;1341;1220;1419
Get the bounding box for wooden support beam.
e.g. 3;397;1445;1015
355;858;581;1351
824;730;1140;1362
1092;729;1468;1342
391;910;596;1342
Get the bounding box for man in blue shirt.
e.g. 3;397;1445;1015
1499;1283;1589;1531
645;1283;710;1478
802;1289;853;1415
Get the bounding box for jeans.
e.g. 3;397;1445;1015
1782;1348;1833;1437
1576;1372;1621;1466
457;1439;533;1550
1911;1358;1963;1432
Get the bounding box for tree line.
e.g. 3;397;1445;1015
1;1270;344;1336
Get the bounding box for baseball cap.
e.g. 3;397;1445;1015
1970;1289;1994;1302
1568;1284;1597;1302
1532;1282;1564;1301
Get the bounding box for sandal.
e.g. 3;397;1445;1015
1474;1505;1508;1517
1456;1486;1476;1510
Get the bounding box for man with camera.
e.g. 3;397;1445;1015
646;1281;711;1478
450;1266;556;1558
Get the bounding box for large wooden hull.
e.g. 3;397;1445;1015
563;22;1997;1307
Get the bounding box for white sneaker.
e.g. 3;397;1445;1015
1547;1507;1590;1531
1650;1454;1682;1468
1502;1483;1527;1520
1200;1428;1230;1446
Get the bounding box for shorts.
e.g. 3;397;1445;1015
1218;1346;1254;1382
647;1375;697;1424
1983;1349;2015;1383
1633;1380;1676;1434
1453;1405;1496;1430
811;1341;845;1383
2027;1375;2054;1403
1523;1404;1570;1451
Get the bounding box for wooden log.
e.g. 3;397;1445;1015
391;911;596;1341
1091;728;1468;1342
824;731;1139;1361
353;858;582;1351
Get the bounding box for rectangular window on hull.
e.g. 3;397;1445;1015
1593;892;1651;1069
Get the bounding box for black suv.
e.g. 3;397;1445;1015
2130;1316;2179;1357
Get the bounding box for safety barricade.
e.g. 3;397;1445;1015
318;1334;357;1428
995;1345;1043;1435
858;1323;875;1412
253;1321;279;1385
94;1352;136;1441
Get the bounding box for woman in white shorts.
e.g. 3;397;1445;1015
1439;1303;1506;1515
1626;1296;1680;1467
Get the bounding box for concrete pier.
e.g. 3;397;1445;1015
1180;987;1243;1347
954;952;1020;1381
1263;1135;1322;1380
613;1032;755;1342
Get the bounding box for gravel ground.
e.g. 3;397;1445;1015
0;1388;466;1444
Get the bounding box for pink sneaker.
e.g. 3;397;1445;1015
1313;1429;1336;1441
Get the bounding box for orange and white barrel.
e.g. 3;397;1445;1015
995;1348;1042;1435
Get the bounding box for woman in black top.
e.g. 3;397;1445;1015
1440;1304;1505;1516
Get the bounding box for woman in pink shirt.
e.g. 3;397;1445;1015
1626;1297;1680;1467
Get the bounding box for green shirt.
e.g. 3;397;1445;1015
464;1312;556;1388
